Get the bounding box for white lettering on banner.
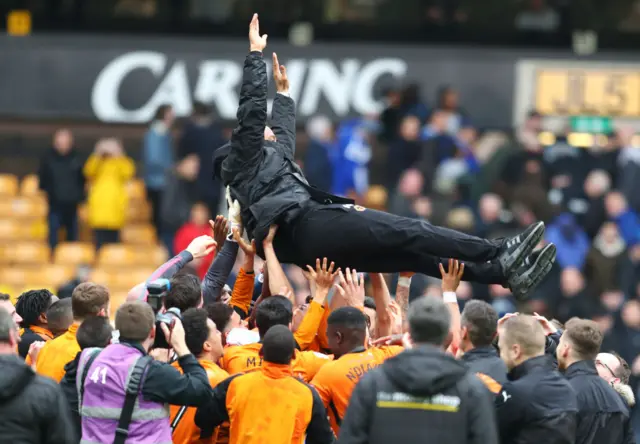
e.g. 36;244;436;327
91;51;407;123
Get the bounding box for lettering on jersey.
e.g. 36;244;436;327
376;392;461;412
246;356;264;368
345;361;379;383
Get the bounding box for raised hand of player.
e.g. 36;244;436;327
304;258;340;293
233;227;256;257
272;53;289;93
249;13;267;52
186;235;217;259
439;258;465;293
334;267;365;308
210;215;229;250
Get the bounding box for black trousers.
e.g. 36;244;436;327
147;188;163;235
284;204;505;284
94;229;120;251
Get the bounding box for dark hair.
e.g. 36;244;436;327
153;104;172;121
255;296;293;338
262;325;296;365
408;296;451;346
0;293;10;302
461;300;498;347
115;301;155;342
328;307;368;332
364;297;376;311
15;289;54;328
46;298;73;335
77;316;113;349
610;351;631;385
166;274;202;313
72;283;110;320
192;101;211;118
564;318;603;361
182;308;210;357
206;303;234;333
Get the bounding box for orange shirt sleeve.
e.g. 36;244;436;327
294;301;325;351
373;345;403;361
35;335;80;382
297;351;332;382
316;304;331;351
230;268;255;317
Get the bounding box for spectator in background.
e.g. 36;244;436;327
303;115;334;193
332;117;373;200
387;169;431;220
15;289;58;358
0;307;77;444
173;203;215;280
378;85;403;144
475;193;515;239
515;0;560;32
46;298;73;338
580;170;611;239
84;138;135;250
399;83;429;123
605;191;640;247
143;104;175;237
546;212;590;270
387;115;424;189
38;128;85;250
0;293;22;326
617;127;640;212
435;85;469;136
555;267;592;322
584;223;628;297
178;102;226;217
57;264;91;300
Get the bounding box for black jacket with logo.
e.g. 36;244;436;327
496;355;578;444
337;345;498;444
212;51;352;262
564;360;634;444
460;346;508;388
0;355;76;444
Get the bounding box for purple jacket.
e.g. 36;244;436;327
77;344;172;444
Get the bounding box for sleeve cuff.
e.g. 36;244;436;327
277;91;291;98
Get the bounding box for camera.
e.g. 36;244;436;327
146;279;182;349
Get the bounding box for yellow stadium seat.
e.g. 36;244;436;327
0;174;18;196
0;267;44;289
89;268;117;287
133;245;168;267
0;196;48;220
111;267;155;289
10;242;50;265
41;264;75;288
18;284;56;296
109;291;130;319
54;242;95;266
97;244;137;267
121;225;156;245
26;219;48;242
0;245;8;264
126;200;152;223
0;219;21;241
20;174;42;196
127;179;147;201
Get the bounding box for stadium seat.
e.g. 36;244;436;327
18;284;56;296
133;245;169;267
0;219;21;241
10;242;50;265
41;264;75;288
88;268;117;287
54;242;96;266
0;174;18;196
111;267;155;289
26;219;48;242
97;244;137;267
109;291;130;318
121;225;157;245
0;196;48;220
127;179;147;201
126;200;152;224
20;174;41;196
0;267;41;288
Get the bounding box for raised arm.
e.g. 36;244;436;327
270;52;296;157
222;14;269;179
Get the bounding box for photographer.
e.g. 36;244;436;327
77;301;212;444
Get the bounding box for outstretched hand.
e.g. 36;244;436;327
303;258;340;293
249;13;267;52
439;258;465;293
272;53;289;93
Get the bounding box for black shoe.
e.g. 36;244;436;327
508;243;557;301
498;221;545;277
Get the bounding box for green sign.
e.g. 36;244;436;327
570;116;613;134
